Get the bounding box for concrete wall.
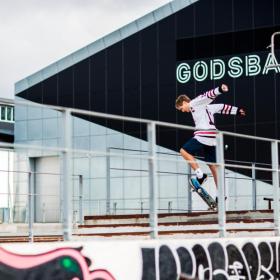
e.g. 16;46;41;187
0;149;13;222
1;236;280;279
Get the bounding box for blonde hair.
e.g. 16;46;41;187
175;95;191;109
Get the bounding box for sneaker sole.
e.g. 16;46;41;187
199;176;207;186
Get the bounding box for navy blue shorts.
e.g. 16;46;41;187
181;138;216;163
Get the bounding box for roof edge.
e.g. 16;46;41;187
15;0;199;94
0;97;14;105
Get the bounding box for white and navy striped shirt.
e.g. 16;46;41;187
189;87;238;146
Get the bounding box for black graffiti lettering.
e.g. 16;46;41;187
278;241;280;279
141;248;156;280
227;244;250;279
177;247;194;277
192;244;211;279
258;242;279;279
270;242;279;279
208;242;228;280
159;245;177;280
141;240;280;280
242;242;260;279
259;242;275;279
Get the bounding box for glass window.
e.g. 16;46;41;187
7;107;12;121
1;106;6;120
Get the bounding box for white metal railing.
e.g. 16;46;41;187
3;98;280;240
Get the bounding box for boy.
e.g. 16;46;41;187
175;84;245;201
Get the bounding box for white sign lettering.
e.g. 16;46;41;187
176;53;280;83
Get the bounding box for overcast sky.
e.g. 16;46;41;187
0;0;170;99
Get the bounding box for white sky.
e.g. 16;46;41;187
0;0;170;99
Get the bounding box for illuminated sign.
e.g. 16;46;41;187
176;53;280;84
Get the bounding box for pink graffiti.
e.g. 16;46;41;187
0;247;115;280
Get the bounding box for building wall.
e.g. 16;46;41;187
13;101;272;220
0;149;13;222
14;0;279;219
15;0;280;167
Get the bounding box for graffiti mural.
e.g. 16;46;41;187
141;241;280;280
0;246;115;280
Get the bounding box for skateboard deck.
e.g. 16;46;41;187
189;177;217;210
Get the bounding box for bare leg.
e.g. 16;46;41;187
180;148;199;170
208;164;218;188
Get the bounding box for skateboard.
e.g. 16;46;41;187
189;177;217;210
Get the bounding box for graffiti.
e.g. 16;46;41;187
0;246;115;280
141;241;280;280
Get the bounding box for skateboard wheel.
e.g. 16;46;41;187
197;189;202;193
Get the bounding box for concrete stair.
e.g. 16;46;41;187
0;210;275;242
76;209;275;239
0;235;63;243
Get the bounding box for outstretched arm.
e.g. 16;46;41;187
190;84;229;107
208;103;246;116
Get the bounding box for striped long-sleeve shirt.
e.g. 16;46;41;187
189;87;239;146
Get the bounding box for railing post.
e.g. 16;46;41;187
187;164;192;213
106;147;111;215
252;163;257;210
62;109;72;241
42;202;46;223
141;201;144;214
28;172;34;243
8;150;12;223
113;202;117;215
79;175;83;224
216;132;226;237
168;201;172;213
271;141;280;236
147;122;158;239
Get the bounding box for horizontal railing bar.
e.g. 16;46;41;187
14;99;280;144
15;99;195;129
109;146;272;166
1;143;277;174
0;141;277;172
223;162;276;172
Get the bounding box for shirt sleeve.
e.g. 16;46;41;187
189;87;223;107
208;103;239;115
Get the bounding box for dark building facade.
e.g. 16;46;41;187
16;0;280;167
14;0;280;216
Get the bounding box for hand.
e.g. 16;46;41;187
238;108;246;116
221;84;229;92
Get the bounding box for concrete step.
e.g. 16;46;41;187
83;210;273;226
0;224;275;242
0;210;275;242
80;218;273;229
77;221;274;233
77;210;275;239
0;235;63;243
